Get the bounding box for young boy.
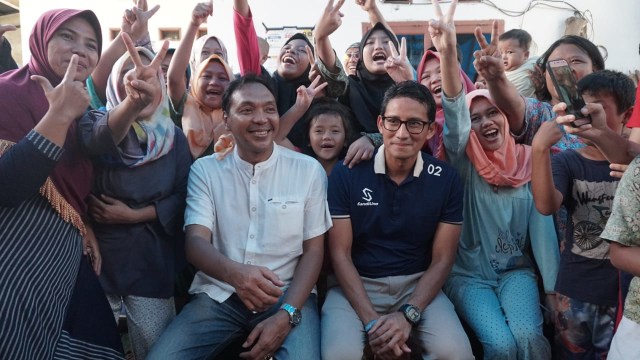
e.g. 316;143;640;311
531;70;636;358
498;29;537;97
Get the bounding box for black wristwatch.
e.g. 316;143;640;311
398;304;421;327
280;303;301;327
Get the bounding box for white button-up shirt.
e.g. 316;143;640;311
186;144;332;303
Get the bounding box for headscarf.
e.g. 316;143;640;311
0;9;102;215
182;54;234;159
417;50;475;159
271;32;314;147
464;89;532;188
347;23;398;134
105;47;175;167
190;34;228;73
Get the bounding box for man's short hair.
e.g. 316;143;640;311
499;29;532;50
578;70;636;114
222;73;276;114
380;81;437;123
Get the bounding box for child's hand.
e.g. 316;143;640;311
553;102;606;140
472;21;503;82
532;120;562;152
428;0;458;54
610;163;629;179
295;73;329;112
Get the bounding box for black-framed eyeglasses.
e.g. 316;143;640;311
381;116;431;134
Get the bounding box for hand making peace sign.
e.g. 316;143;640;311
473;20;503;82
428;0;458;54
384;37;414;83
120;32;169;109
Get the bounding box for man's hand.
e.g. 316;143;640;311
228;264;285;312
239;311;291;360
385;37;414;83
368;312;412;359
472;21;503;82
531;120;563;152
344;135;375;168
31;55;89;122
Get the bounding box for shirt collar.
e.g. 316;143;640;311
374;144;424;177
232;142;279;173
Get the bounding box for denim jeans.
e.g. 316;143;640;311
147;292;320;360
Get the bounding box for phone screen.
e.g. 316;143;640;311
547;60;591;127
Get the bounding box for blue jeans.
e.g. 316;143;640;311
147;292;320;360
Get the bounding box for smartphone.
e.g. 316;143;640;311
547;59;591;127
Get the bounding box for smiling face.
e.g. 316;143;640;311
420;57;442;107
378;96;434;162
498;38;528;71
309;113;346;163
469;97;506;151
277;38;310;80
197;60;231;109
47;16;99;81
344;46;360;76
225;82;280;164
545;44;594;103
362;29;392;75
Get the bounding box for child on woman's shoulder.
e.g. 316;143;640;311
499;29;538;97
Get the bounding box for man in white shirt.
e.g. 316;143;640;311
148;74;331;360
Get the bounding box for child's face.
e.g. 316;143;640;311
498;39;529;71
362;29;393;75
582;92;627;135
309;113;346;163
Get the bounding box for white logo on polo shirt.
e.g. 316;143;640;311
358;188;378;206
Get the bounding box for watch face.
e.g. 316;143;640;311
291;309;302;326
406;306;420;322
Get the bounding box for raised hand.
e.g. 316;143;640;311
315;0;345;39
121;0;160;42
385;37;414;83
31;55;89;122
191;1;213;28
531;119;563;152
120;32;168;109
428;0;458;54
295;73;329;111
472;21;503;82
356;0;377;12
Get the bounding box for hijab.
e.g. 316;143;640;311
417;50;475;159
0;9;102;215
464;90;532;188
347;23;398;134
190;35;228;73
272;32;314;147
182;54;233;159
105;47;175;167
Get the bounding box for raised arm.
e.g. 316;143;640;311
357;0;390;29
167;1;212;105
314;0;345;73
0;24;18;72
428;0;461;98
530;121;564;215
233;0;261;75
108;34;169;144
91;0;159;102
473;21;527;133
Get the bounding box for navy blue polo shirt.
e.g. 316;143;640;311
328;146;463;278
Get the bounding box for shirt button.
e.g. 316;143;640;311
246;261;251;265
249;234;255;239
282;205;287;209
251;207;256;212
251;180;256;184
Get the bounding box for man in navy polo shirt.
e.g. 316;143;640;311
320;81;473;360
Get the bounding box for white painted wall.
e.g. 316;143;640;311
19;0;640;73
